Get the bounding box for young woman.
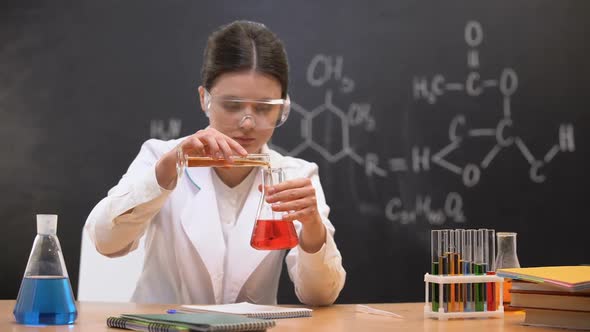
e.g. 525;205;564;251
85;21;346;305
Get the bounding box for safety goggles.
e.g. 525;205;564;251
203;89;290;130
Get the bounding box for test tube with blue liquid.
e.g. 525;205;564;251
462;229;473;311
440;230;449;312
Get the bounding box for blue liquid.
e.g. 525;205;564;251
463;262;472;312
13;276;77;325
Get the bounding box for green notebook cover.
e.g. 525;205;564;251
120;313;276;332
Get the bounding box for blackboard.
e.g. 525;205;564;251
1;0;589;303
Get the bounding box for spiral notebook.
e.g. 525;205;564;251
180;302;313;319
107;312;276;332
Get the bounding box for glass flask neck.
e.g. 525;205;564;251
261;167;284;187
37;214;57;235
257;168;285;221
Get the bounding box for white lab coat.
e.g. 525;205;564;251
84;138;346;305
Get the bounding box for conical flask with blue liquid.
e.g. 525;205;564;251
14;214;77;325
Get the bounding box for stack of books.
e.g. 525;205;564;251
497;266;590;330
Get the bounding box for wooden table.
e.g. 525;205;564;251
1;300;556;331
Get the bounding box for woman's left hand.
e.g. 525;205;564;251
263;178;327;252
264;178;320;224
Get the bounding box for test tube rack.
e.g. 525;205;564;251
424;273;504;320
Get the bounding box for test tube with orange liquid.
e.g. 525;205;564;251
175;148;271;178
181;153;271;168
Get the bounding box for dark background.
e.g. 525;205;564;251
1;0;589;303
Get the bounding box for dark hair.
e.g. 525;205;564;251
201;21;289;98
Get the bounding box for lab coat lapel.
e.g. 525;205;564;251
224;168;268;303
180;167;226;303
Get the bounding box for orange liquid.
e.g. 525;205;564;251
503;279;513;304
250;219;298;250
502;279;523;311
187;157;270;168
448;252;455;312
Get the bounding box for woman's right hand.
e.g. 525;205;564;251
155;128;248;189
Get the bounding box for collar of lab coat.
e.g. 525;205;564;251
180;144;280;303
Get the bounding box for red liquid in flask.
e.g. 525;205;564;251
251;219;298;250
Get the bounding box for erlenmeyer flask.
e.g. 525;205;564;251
14;215;77;325
250;168;299;250
494;232;520;307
